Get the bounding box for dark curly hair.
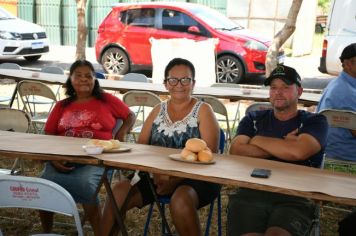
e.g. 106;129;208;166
63;60;104;106
164;58;195;81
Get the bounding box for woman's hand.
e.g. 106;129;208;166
51;161;74;173
153;174;182;195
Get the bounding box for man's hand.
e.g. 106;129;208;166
51;161;74;172
284;128;299;141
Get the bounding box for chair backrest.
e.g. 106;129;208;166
0;175;84;236
0;108;31;132
194;95;231;143
319;109;356;130
0;63;21;70
121;73;148;82
245;102;272;115
194;95;228;117
41;66;65;75
18;81;57;100
17;81;57;118
123;90;161;107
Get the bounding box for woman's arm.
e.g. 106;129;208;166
198;103;219;153
115;110;136;141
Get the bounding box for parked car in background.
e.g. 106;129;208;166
0;7;49;62
95;2;281;83
318;0;356;75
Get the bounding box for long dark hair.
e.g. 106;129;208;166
63;60;104;106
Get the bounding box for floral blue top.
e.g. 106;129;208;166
149;100;203;149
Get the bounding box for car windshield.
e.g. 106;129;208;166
190;6;243;31
0;7;16;20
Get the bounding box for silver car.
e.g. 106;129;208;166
0;7;49;61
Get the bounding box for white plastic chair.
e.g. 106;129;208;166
0;174;84;236
123;90;161;141
194;95;232;147
17;80;57;133
121;73;148;82
0;63;21;108
0;108;31;175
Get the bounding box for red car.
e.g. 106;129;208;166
95;2;275;83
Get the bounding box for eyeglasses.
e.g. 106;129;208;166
165;77;193;86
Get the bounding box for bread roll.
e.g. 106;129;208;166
181;148;198;161
87;139;113;151
185;138;207;152
198;149;213;162
110;139;121;149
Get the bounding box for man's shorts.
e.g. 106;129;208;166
132;172;221;209
227;188;316;236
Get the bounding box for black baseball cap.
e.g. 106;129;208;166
264;65;302;87
339;43;356;62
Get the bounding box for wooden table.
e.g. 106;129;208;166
1;131;356;206
2;131;356;235
97;143;356;206
0;131;98;165
0;69;321;106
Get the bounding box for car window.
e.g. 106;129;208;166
161;9;208;36
120;8;155;27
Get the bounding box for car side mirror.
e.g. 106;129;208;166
187;26;201;34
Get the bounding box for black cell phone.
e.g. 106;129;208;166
251;168;271;178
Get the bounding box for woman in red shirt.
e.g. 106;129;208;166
39;60;135;235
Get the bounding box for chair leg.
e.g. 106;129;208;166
204;200;215;236
204;192;222;236
217;193;222;236
10;158;22;175
143;204;155;236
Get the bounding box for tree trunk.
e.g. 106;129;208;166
265;0;303;77
75;0;87;60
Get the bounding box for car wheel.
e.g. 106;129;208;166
216;55;244;84
24;55;41;61
101;47;129;75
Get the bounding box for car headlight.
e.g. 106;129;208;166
0;31;21;40
244;40;268;51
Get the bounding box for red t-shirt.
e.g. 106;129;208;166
45;93;130;140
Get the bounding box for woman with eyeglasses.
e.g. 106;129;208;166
101;58;220;236
38;60;135;235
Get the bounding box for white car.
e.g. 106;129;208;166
0;7;49;61
318;0;356;75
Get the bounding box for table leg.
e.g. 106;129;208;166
9;83;18;108
143;172;173;236
94;167;128;236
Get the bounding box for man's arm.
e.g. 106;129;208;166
350;129;356;137
229;135;271;158
250;131;321;161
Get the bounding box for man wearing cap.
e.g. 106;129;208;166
317;43;356;162
227;65;328;236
